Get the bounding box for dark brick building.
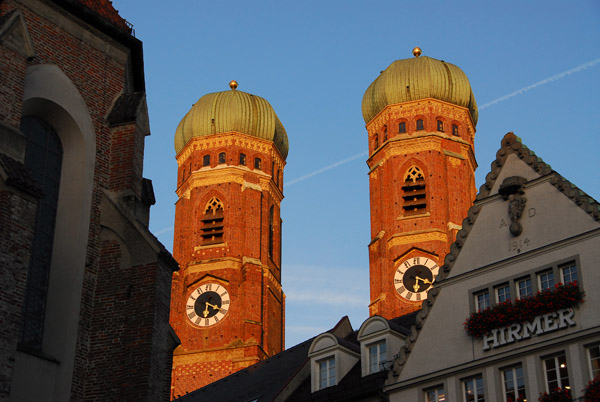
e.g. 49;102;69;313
0;0;178;400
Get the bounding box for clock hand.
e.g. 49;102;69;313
206;302;221;311
203;303;210;317
413;282;420;292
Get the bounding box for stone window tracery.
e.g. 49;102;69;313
402;166;427;215
200;197;224;245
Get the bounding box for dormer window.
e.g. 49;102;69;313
308;331;359;393
318;357;335;389
416;119;424;131
368;341;387;373
357;315;406;377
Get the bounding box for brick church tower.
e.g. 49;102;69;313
362;48;478;319
170;81;288;397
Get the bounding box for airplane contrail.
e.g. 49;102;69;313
479;58;600;110
285;151;368;187
286;57;600;186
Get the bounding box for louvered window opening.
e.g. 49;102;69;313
201;198;224;245
402;166;427;215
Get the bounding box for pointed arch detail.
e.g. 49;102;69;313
200;197;224;245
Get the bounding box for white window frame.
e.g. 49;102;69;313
425;385;446;402
588;345;600;379
559;261;578;284
502;365;527;402
538;270;555;291
463;375;485;402
495;284;511;303
318;357;336;390
516;277;532;299
475;290;490;311
543;354;570;392
367;341;387;374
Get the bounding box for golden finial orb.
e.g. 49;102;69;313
229;80;238;90
412;47;422;57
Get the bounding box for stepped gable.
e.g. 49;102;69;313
389;132;600;379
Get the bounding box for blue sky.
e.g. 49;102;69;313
115;0;600;348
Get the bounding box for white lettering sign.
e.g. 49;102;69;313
482;308;576;351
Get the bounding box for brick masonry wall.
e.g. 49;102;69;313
0;1;175;401
0;188;36;400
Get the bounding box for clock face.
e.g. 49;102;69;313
393;256;439;301
186;282;230;327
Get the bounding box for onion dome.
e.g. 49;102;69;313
361;48;478;126
174;82;289;159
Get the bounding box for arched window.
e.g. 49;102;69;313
437;120;444;132
399;122;406;133
203;154;210;167
239;153;246;165
452;124;459;136
201;197;224;245
254;157;262;170
20;115;63;349
416;119;424;131
269;205;274;258
402;166;427;215
218;152;226;164
374;133;379;149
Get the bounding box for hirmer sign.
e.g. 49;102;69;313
482;308;576;351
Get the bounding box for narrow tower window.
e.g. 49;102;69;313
416;119;424;131
20;116;63;349
201;197;224;245
269;205;274;258
203;155;210;167
383;126;388;142
399;122;406;133
374;133;379;149
254;157;262;170
402;166;427;215
452;124;459;136
437;120;444;132
239;153;246;166
218;152;226;164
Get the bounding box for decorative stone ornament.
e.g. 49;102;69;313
498;176;527;236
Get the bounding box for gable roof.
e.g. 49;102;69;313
389;132;600;378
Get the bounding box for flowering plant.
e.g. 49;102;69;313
583;376;600;402
538;387;571;402
464;282;584;338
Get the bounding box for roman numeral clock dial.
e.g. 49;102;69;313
394;257;439;301
185;283;230;327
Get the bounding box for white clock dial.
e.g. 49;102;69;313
393;256;439;301
185;282;230;327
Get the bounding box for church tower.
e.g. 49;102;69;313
362;48;478;319
170;82;288;397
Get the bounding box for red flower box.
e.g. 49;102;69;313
464;282;584;338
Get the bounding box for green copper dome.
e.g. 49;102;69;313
175;86;289;159
361;55;478;125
